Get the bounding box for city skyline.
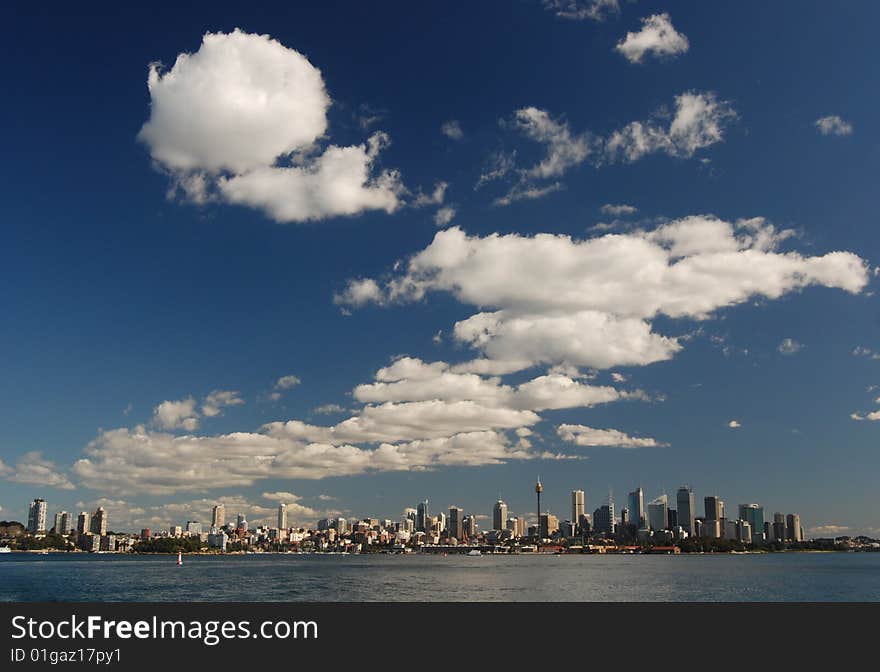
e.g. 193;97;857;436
1;3;878;540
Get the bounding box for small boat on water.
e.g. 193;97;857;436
0;547;12;553
466;549;482;556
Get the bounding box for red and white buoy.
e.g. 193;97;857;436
177;550;183;566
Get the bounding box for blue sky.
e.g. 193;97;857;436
1;1;878;536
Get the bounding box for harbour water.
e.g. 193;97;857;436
2;552;879;601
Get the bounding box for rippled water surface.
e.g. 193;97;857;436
2;552;879;601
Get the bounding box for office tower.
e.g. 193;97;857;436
704;496;723;520
593;505;614;535
628;488;645;527
90;507;107;536
772;512;786;541
186;520;202;535
676;486;695;534
535;479;543;538
448;506;464;540
170;525;182;537
211;504;225;529
462;515;477;539
648;494;668;531
27;498;48;534
736;520;752;543
738;504;765;542
667;508;678;529
620;507;630;527
335;517;348;534
700;518;721;539
404;508;417;525
277;503;288;530
506;517;519;536
571;490;585;523
416;500;429;532
539;513;558;539
493;500;508;531
140;529;151;539
786;514;802;542
53;511;71;535
435;512;446;533
236;514;248;531
723;519;737;540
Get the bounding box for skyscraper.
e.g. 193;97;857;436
277;503;288;530
462;515;477;539
676;486;695;535
236;514;248;531
492;500;508;531
786;513;802;542
76;512;90;536
704;496;723;520
571;490;585;523
211;504;225;529
772;512;786;541
593;504;614;535
448;506;464;540
27;499;47;534
53;511;71;535
416;500;429;532
535;478;543;539
627;487;645;527
539;513;559;539
648;494;668;531
738;504;765;542
90;507;107;536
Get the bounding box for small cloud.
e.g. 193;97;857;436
261;491;301;503
727;420;741;428
808;524;850;536
312;403;346;415
434;206;456;227
615;13;689;64
275;375;302;390
153;398;200;431
202;389;244;417
777;338;803;356
852;346;880;360
815;115;853;136
317;494;336;501
441;120;464;140
599;203;638;217
610;372;627;383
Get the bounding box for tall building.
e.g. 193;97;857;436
211;504;225;529
403;508;417;527
492;500;508;531
667;508;678;530
648;495;668;531
335;517;348;534
539;513;559;539
27;499;47;534
448;506;464;540
277;503;288;530
170;525;182;537
53;511;71;535
186;520;202;535
620;507;630;528
704;496;723;520
435;511;446;533
786;513;802;542
627;488;645;527
593;504;614;535
416;500;429;532
462;515;477;539
738;504;765;542
571;490;585;523
76;511;90;536
90;507;107;536
535;478;543;538
236;514;248;531
676;486;695;535
772;512;786;541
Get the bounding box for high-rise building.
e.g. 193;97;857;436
704;496;723;520
492;500;508;531
535;478;543;538
700;519;721;539
416;500;429;532
277;503;288;530
27;498;48;534
236;514;248;531
772;512;786;541
186;520;202;535
571;490;585;523
335;517;348;534
462;515;477;539
786;514;802;542
90;507;107;536
77;511;90;536
648;494;668;531
667;508;678;530
211;504;225;529
738;504;765;542
53;511;71;535
593;504;614;535
676;486;695;535
627;488;645;527
448;506;464;540
170;525;182;537
620;507;630;528
539;513;558;539
435;512;446;533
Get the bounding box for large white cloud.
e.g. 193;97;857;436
557;424;665;448
138;29;404;223
615;13;689;64
339;218;868;370
5;451;75;490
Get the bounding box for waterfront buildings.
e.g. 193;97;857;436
787;514;803;542
571;490;585;523
704;496;724;521
492;500;508;531
448;506;464;540
211;504;225;529
277;503;288;530
739;504;765;543
27;498;47;534
90;507;107;536
648;495;668;532
416;500;429;533
628;488;645;528
677;486;695;535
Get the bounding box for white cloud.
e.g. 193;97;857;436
139;29;404;224
5;451;75;490
153;398;200;431
610;372;627;383
852;346;880;360
600;203;638;217
512;108;593;179
340;219;867;371
851;410;880;422
334;278;385;307
494;182;564;207
808;524;849;536
728;420;741;428
434;206;457;227
441;120;464;140
542;0;620;21
275;375;302;390
557;424;665;448
202;390;244;417
313;403;347;415
815;115;853;136
615;13;689;64
777;338;802;356
605;92;736;162
261;491;301;503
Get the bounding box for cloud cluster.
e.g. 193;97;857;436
542;0;620;21
815;115;853;136
339;218;868;372
441;120;464;140
139;29;404;223
153;389;243;430
615;13;689;64
777;338;802;355
557;424;665;448
4;451;75;490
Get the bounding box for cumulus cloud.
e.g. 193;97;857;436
777;338;802;355
815;115;853;136
600;203;638;217
728;420;741;428
153;398;200;431
852;346;880;360
138;29;405;223
441;120;464;140
313;403;347;415
202;390;244;417
542;0;620;21
809;524;849;537
615;13;689;64
434;206;457;227
5;451;75;490
339;219;867;371
512;108;593;179
557;424;665;448
275;375;302;390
